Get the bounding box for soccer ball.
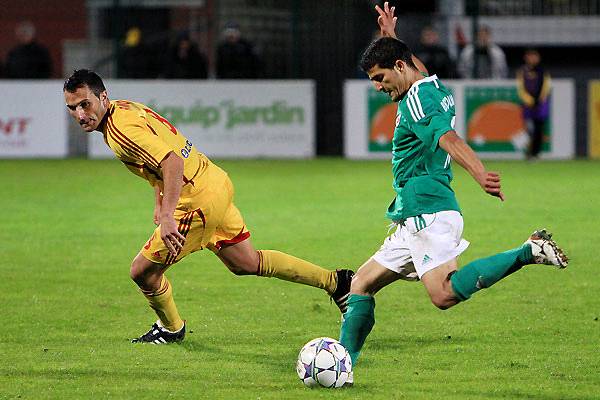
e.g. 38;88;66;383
296;337;352;388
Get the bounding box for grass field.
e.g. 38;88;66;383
2;158;599;399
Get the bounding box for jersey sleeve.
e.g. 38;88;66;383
106;110;171;170
402;87;454;152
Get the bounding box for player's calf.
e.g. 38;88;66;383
217;245;260;275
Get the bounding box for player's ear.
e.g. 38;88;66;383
393;60;404;73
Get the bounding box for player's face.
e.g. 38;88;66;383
367;62;412;102
64;85;109;132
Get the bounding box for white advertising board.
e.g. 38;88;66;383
344;79;575;160
0;81;68;158
89;80;315;158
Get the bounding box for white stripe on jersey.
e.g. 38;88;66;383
413;86;425;119
406;93;419;121
406;86;425;121
444;154;451;169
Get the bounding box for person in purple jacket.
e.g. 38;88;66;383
517;49;551;160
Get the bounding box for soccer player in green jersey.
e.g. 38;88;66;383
339;3;569;382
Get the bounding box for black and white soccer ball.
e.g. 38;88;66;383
296;337;352;388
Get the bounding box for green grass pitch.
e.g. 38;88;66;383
1;158;599;399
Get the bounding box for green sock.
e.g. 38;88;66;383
339;294;375;365
450;244;534;301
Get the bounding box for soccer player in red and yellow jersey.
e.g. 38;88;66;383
63;69;353;344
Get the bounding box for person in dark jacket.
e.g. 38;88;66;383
163;31;208;79
5;21;52;79
216;23;260;79
413;26;456;79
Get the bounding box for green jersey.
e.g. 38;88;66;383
386;74;461;221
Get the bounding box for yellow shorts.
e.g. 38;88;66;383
140;162;250;265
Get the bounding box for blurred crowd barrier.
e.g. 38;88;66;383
1;77;588;160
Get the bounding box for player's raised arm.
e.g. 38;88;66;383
374;1;428;74
438;130;505;201
375;2;397;38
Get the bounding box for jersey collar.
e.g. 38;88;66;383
407;74;439;94
97;103;115;133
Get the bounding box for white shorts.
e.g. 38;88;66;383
371;210;470;280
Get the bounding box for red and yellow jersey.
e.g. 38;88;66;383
101;99;209;197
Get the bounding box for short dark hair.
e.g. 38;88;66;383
63;69;106;97
524;47;539;55
359;37;417;72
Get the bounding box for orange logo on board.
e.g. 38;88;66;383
370;103;398;145
467;101;526;144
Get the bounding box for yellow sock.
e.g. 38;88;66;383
257;250;337;294
141;276;184;332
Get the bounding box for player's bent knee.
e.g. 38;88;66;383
129;254;161;287
224;254;259;276
130;259;145;282
430;294;456;310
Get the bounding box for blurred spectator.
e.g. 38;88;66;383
163;31;208;79
454;24;468;52
516;49;551;160
413;26;456;79
120;27;157;79
216;22;260;79
5;21;52;79
457;25;507;79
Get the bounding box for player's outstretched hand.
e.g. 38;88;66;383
160;216;186;256
375;2;398;39
482;171;505;201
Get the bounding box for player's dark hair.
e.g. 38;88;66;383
63;69;106;98
359;37;417;72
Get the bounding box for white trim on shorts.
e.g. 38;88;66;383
372;210;470;280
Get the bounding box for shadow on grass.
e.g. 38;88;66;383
168;336;295;371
